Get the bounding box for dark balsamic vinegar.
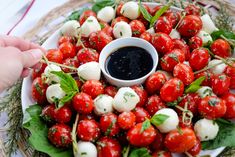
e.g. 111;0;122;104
105;46;153;80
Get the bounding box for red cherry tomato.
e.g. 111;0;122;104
224;63;235;89
194;70;213;86
211;74;230;95
46;49;64;63
145;95;166;116
89;31;113;52
32;63;47;80
81;80;104;99
164;128;197;153
129;20;146;37
154;16;173;35
150;131;164;151
160;78;184;102
111;16;130;27
151;32;174;55
131;85;148;107
211;39;231;58
187;138;202;156
160;49;185;72
221;92;235;119
164;11;181;27
100;21;113;37
178;116;193;129
48;124;72;148
58;36;75;46
198;96;227;119
41;104;56;123
127;123;157;147
77;48;99;64
79;10;97;25
132;107;151;123
177;15;202;37
145;72;167;94
188;36;203;51
62;58;79;73
152;150;172;157
116;2;124;16
184;4;201;16
72;92;94;114
77;119;100;142
31;77;47;104
100;113;120;136
97;137;122;157
76;37;91;51
189;48;210;71
59;42;76;59
117;111;136;130
140;32;152;42
104;86;118;97
54;106;72;124
173;63;194;85
173;39;191;61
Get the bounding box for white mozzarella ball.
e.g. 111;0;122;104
97;6;115;23
146;27;155;34
170;29;181;39
113;21;132;39
61;20;80;37
77;62;101;81
44;64;62;84
94;94;114;115
208;59;227;75
113;87;140;112
46;84;66;104
81;16;101;37
121;1;140;20
155;108;179;133
201;14;218;34
194;118;219;141
197;30;212;45
197;86;215;98
76;141;97;157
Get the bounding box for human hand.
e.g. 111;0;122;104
0;35;45;92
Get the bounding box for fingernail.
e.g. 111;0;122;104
31;49;43;59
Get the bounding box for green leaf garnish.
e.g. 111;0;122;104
185;76;206;93
129;147;151;157
65;7;89;22
92;0;115;13
150;114;169;126
138;0;152;22
211;29;235;47
140;119;151;133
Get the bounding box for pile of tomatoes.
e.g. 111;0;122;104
31;1;235;157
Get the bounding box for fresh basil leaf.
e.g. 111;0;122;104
185;76;206;93
23;105;73;157
65;7;89;22
150;114;169;126
211;30;235;41
138;0;152;22
150;2;172;27
140;119;151;133
129;147;151;157
92;0;115;13
202;118;235;150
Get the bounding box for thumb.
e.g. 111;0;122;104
21;49;43;68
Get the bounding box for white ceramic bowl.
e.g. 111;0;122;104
99;37;158;87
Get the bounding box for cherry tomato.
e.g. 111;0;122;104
31;77;47;104
198;96;227;119
172;39;191;61
48;124;72;148
59;42;76;59
62;58;79;73
189;48;210;71
184;4;201;16
104;86;118;97
164;128;197;153
173;63;194;85
188;36;203;51
97;137;122;157
32;63;47;80
81;80;104;99
77;48;99;64
41;104;56;123
151;33;174;55
211;39;231;58
211;74;230;95
79;10;97;25
229;76;235;89
79;113;96;121
150;131;164;151
154;16;173;35
140;32;152;42
177;15;202;37
194;70;213;86
145;95;166;116
117;111;136;130
132;107;151;123
164;11;181;27
152;150;172;157
100;21;113;37
116;2;124;16
131;85;148;107
76;37;91;51
54;106;72;123
178;116;193;129
77;119;100;142
224;63;235;89
145;72;167;94
58;36;75;46
46;49;64;63
100;113;120;136
72;92;94;114
89;30;113;52
111;16;130;27
127;123;157;147
160;78;184;102
221;92;235;119
177;93;200;115
129;20;146;37
160;49;185;72
187;138;202;156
